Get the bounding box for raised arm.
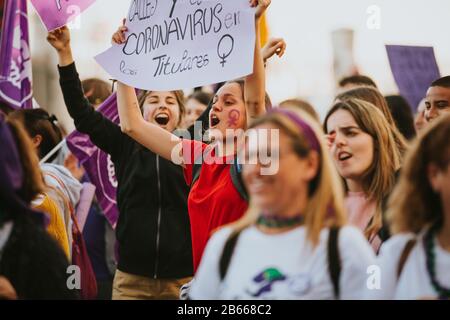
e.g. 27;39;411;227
116;82;181;163
245;0;271;125
47;27;125;159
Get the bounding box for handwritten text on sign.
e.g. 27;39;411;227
30;0;96;31
95;0;256;91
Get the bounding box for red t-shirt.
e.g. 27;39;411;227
182;139;248;271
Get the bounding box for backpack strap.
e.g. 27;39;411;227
219;230;243;281
397;238;417;279
327;226;341;299
191;155;204;187
229;159;249;202
191;155;249;203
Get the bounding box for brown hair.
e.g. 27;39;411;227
6;118;45;204
324;99;403;239
279;99;320;122
336;86;408;155
388;115;450;234
137;90;186;128
229;109;346;246
82;78;111;107
8;109;63;163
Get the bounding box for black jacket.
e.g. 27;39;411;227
59;63;193;279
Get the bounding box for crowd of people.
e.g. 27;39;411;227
0;0;449;300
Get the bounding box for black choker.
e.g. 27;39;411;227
256;214;304;229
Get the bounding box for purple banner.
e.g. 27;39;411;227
66;93;119;228
0;0;32;109
386;45;441;111
30;0;96;31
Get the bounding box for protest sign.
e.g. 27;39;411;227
386;45;441;111
30;0;96;31
95;0;256;91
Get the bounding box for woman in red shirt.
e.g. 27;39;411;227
114;0;271;270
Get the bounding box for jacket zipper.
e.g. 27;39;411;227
154;155;162;279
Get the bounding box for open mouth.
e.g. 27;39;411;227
338;151;352;161
210;114;220;127
154;113;170;126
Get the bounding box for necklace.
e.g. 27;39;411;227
424;222;450;299
256;214;304;229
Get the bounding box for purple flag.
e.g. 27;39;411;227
30;0;96;31
66;93;119;228
0;0;32;109
386;45;441;111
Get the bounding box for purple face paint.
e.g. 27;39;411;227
227;109;240;127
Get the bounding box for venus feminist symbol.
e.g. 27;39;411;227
217;34;235;67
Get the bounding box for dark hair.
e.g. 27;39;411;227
8;109;63;163
188;91;213;107
279;99;320;122
339;75;378;89
5;118;45;204
0;101;14;116
81;78;111;107
385;95;416;140
430;76;450;89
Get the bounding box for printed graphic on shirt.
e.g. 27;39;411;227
244;267;312;298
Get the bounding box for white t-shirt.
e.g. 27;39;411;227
369;230;450;300
190;225;376;300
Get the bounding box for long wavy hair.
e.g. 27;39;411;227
324;99;403;239
388;115;450;234
336;86;409;155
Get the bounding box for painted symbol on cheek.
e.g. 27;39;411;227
227;109;240;127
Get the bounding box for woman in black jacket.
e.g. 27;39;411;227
47;27;193;299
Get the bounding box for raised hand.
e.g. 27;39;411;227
47;26;71;52
250;0;271;20
262;37;286;64
112;18;128;45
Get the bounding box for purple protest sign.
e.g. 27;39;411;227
66;93;119;228
386;45;441;111
0;0;32;109
30;0;96;31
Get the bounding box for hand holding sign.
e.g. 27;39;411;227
251;0;271;20
47;26;71;52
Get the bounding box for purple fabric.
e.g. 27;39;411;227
271;108;321;153
66;93;119;228
0;117;45;224
386;45;441;112
30;0;96;31
0;0;32;110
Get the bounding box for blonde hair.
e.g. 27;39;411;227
324;99;403;239
227;108;346;247
138;90;186;128
388;115;450;234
